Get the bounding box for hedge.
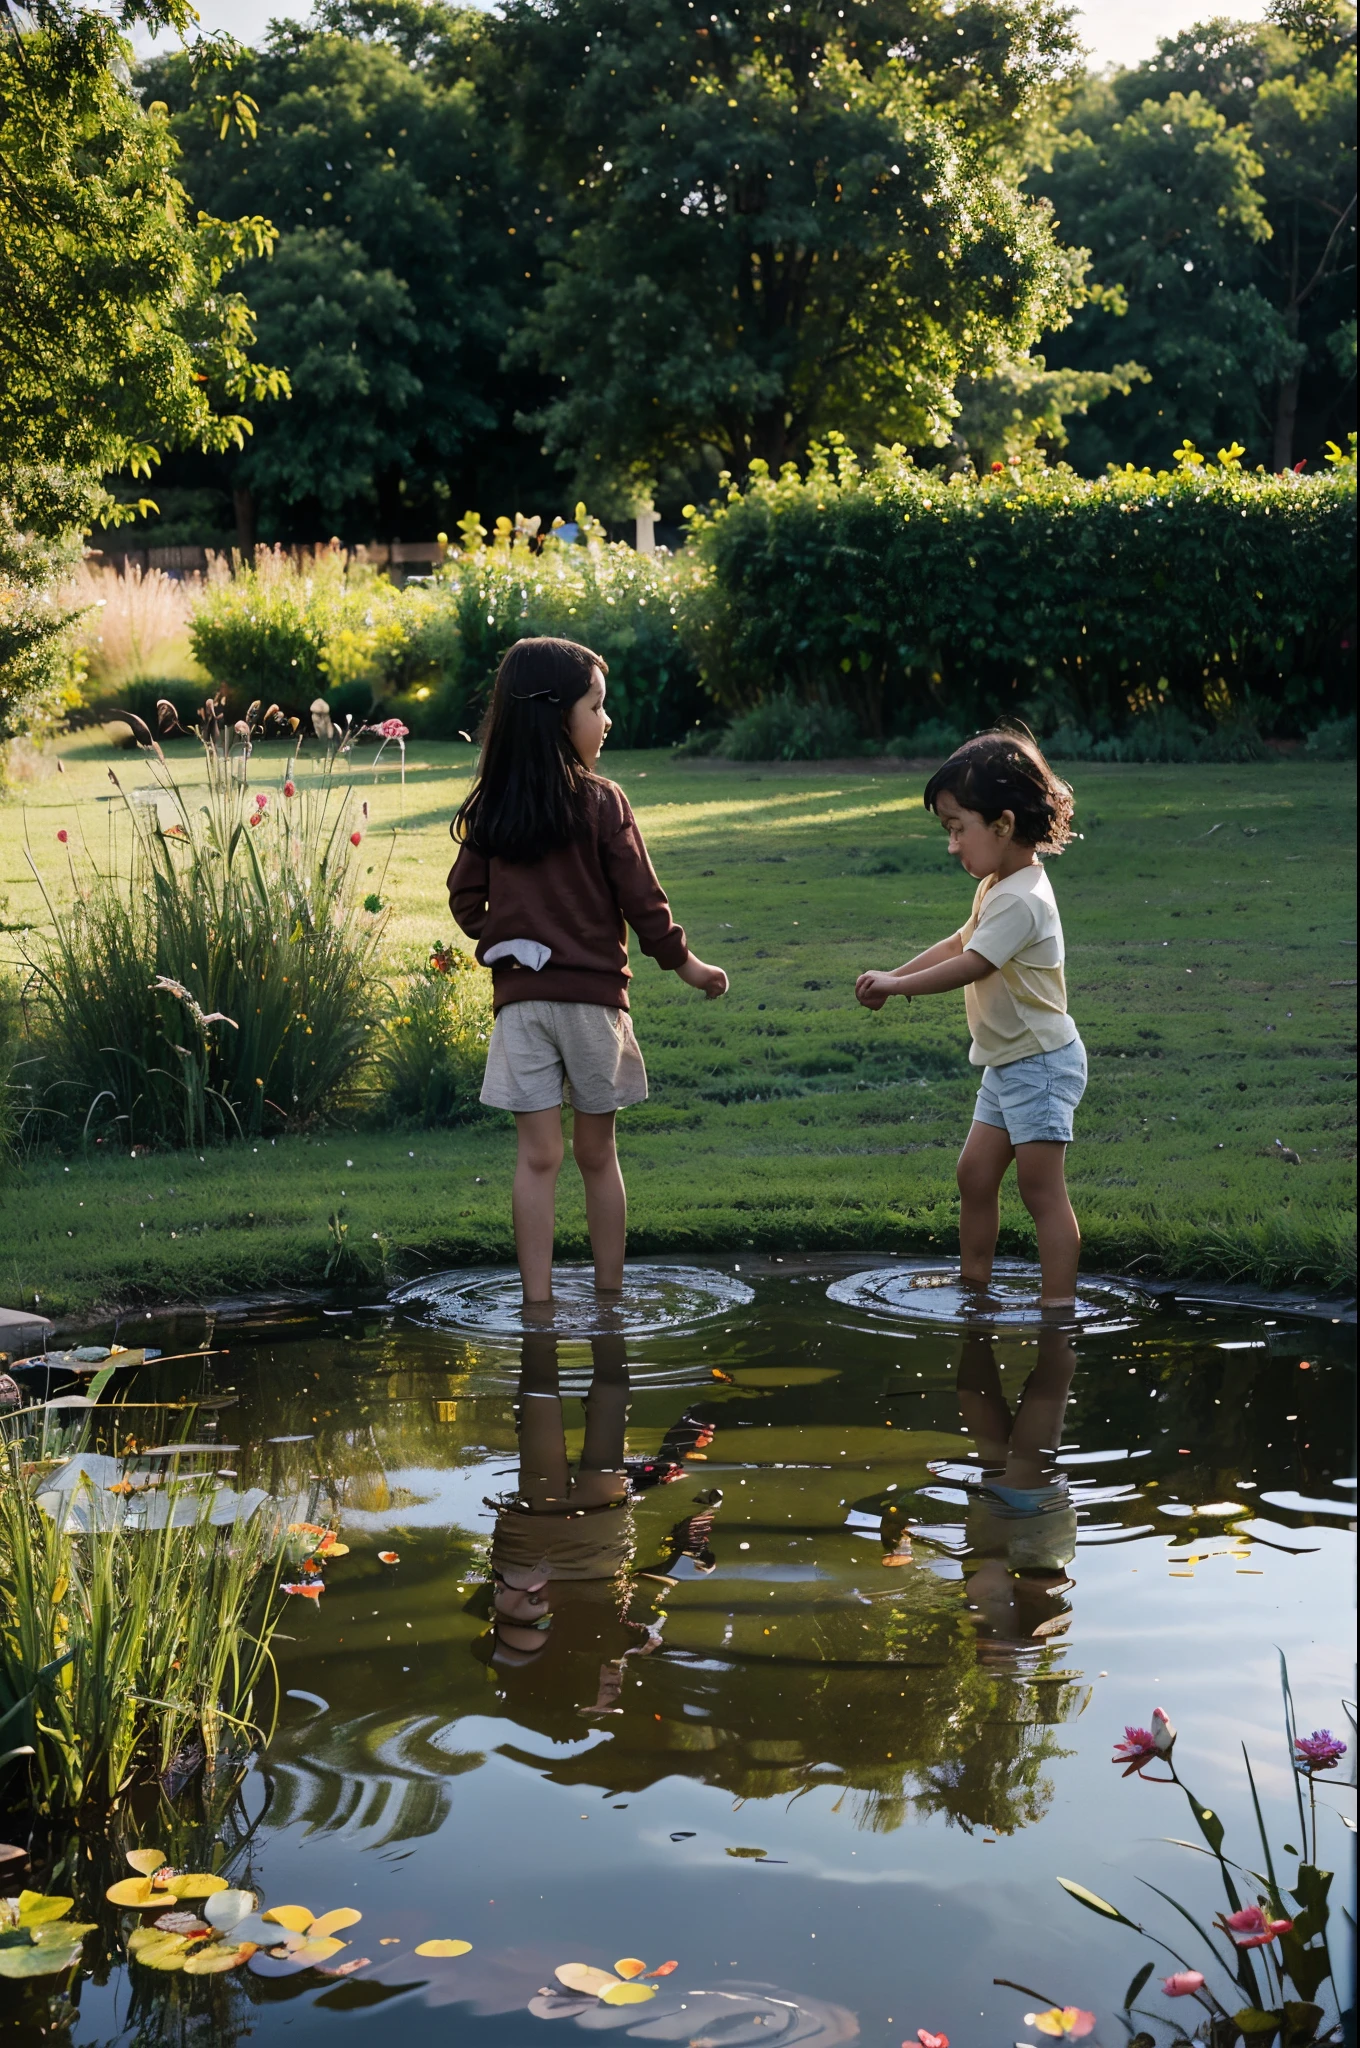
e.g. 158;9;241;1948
679;438;1357;742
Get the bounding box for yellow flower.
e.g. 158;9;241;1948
1172;440;1204;468
1217;441;1246;469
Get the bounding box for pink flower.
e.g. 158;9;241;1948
375;717;409;741
1025;2010;1096;2039
283;780;296;798
1162;1972;1205;1997
56;828;68;843
1295;1729;1346;1771
914;2032;948;2047
1218;1905;1293;1949
1113;1709;1175;1774
350;831;362;846
253;792;269;809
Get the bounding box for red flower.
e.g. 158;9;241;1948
350;831;362;846
1218;1905;1293;1949
57;829;69;843
283;780;296;797
991;461;1004;472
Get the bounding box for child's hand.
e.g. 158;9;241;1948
678;953;728;1000
855;970;901;1010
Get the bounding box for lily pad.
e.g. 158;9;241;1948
614;1958;648;1979
17;1892;73;1928
414;1938;472;1958
309;1908;363;1938
204;1888;257;1932
164;1872;227;1901
106;1876;157;1908
262;1903;315;1933
0;1936;85;1979
600;1980;657;2006
125;1849;166;1878
555;1962;619;1997
182;1940;254;1975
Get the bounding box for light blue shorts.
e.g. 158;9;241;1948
972;1036;1087;1146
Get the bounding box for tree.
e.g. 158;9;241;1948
0;5;286;534
485;0;1088;507
1033;8;1356;470
144;1;535;540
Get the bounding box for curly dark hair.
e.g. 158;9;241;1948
923;729;1075;854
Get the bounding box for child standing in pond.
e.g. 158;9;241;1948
448;637;728;1304
854;731;1085;1307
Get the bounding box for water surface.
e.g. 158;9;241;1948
23;1259;1357;2044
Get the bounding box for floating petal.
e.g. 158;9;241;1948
600;1981;656;2005
263;1904;315;1933
614;1958;648;1979
415;1938;473;1958
309;1908;362;1938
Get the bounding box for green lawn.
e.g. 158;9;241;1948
1;733;1355;1320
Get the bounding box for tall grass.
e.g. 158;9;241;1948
61;562;198;695
18;707;387;1149
0;1416;286;1818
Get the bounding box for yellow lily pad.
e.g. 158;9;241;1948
125;1849;166;1878
555;1962;617;1997
164;1873;227;1901
106;1877;157;1908
263;1904;315;1933
182;1941;254;1975
614;1958;647;1979
319;1540;350;1557
291;1936;348;1966
600;1982;657;2006
415;1939;473;1959
309;1908;362;1939
132;1934;192;1971
129;1925;179;1956
17;1893;73;1928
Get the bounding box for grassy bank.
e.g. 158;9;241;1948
1;735;1354;1319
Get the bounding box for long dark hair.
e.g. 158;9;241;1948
453;637;608;864
923;728;1074;854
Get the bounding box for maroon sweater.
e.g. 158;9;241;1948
447;778;688;1012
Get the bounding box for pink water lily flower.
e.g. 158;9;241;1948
1025;2009;1096;2039
1218;1905;1293;1949
1162;1972;1206;1997
1113;1708;1175;1775
1295;1729;1346;1770
1151;1707;1175;1753
914;2032;948;2048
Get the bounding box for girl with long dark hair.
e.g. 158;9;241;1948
448;637;728;1303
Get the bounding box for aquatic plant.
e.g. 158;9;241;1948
1056;1662;1347;2045
0;1416;287;1818
17;694;387;1149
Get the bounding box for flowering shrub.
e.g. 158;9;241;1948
681;435;1357;743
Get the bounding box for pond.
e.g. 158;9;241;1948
8;1258;1356;2045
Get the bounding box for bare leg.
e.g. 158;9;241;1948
512;1108;565;1303
1014;1142;1081;1306
956;1330;1013;1466
956;1122;1014;1288
571;1109;626;1293
1004;1323;1077;1483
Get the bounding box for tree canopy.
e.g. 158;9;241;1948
1033;3;1356;470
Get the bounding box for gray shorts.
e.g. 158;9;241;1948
480;1000;648;1115
972;1036;1087;1146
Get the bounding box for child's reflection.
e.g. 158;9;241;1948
483;1333;719;1713
957;1322;1078;1666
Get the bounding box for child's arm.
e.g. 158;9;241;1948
601;797;728;998
676;953;728;999
447;840;490;943
855;938;994;1010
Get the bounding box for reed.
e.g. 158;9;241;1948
61;562;198;692
0;1415;286;1819
18;702;387;1149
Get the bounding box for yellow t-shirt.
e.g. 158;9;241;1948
956;865;1077;1068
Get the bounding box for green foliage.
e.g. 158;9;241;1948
1304;712;1357;758
0;1418;285;1818
0;20;286;538
188;548;405;702
681;438;1356;739
494;0;1086;504
1034;15;1357;470
718;692;862;762
142;1;526;539
0;504;84;748
18;723;386;1150
376;947;490;1127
